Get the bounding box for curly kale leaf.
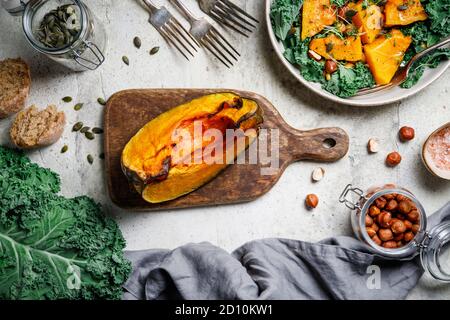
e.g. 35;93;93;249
0;146;131;300
425;0;450;38
324;63;375;98
270;0;303;40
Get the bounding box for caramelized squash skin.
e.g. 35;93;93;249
364;30;412;85
121;93;263;203
352;1;383;44
384;0;427;27
309;35;364;61
301;0;336;40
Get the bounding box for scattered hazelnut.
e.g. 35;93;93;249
311;167;325;182
383;241;398;249
325;60;338;74
407;210;419;222
377;211;392;228
385;199;398;211
371;234;382;246
365;215;373;227
369;205;381;217
404;231;415;242
366;227;377;238
391;220;406;234
367;138;380;153
305;194;319;209
398;200;412;214
399;126;415;141
379;228;394;241
308;50;322;61
375;197;387;209
386;152;402;167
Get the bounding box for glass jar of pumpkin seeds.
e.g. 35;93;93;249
2;0;107;71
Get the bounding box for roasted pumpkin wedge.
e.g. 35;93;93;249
352;1;383;44
364;29;412;85
309;35;364;61
121;93;264;203
301;0;336;40
384;0;427;27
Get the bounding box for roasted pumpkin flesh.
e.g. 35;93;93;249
121;93;263;203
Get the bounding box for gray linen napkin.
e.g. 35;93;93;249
123;202;450;300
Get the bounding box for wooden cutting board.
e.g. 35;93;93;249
104;89;349;211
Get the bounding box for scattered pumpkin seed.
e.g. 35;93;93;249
85;132;95;140
62;96;72;103
133;36;142;49
72;122;83;132
122;56;129;65
97;97;106;105
87;154;94;165
150;46;160;55
61;145;68;153
80;126;90;133
99;153;105;160
74;103;83;111
92;127;104;134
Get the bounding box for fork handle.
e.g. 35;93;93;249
169;0;198;23
409;35;450;66
142;0;158;13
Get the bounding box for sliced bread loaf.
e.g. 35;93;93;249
10;105;66;149
0;58;31;119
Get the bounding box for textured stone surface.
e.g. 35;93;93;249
0;0;449;299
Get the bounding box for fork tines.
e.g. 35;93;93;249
209;0;259;37
201;26;240;68
159;17;200;60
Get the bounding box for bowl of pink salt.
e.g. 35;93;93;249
422;123;450;180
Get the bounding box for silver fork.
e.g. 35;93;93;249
169;0;240;68
197;0;259;37
356;35;450;96
141;0;199;60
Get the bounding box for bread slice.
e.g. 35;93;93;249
0;58;31;119
10;105;66;149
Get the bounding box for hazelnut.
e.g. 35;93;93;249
367;138;380;153
394;233;404;241
396;194;408;202
371;234;382;246
366;227;377;238
404;220;413;230
399;126;415;141
383;241;398;249
379;228;394;241
386;152;402;167
398;200;412;214
369;205;381;217
374;197;387;209
325;60;338;74
412;224;420;234
311;167;325;182
371;222;379;232
384;193;395;200
377;211;392;228
407;210;419;222
391;220;406;234
385;199;398;211
305;194;319;209
365;215;373;227
397;241;403;247
404;231;415;242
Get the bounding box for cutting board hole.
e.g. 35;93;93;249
323;138;337;149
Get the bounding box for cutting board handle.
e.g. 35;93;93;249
284;127;349;162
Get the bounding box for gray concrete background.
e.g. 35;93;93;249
1;0;449;299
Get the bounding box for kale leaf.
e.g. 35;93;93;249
270;0;303;40
0;146;131;300
425;0;450;38
324;63;375;98
330;0;347;7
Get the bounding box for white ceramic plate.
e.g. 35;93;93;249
265;0;450;106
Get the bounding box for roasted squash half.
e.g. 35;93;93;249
121;93;264;203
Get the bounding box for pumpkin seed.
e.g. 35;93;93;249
122;56;130;65
61;145;68;153
97;97;106;105
397;4;408;11
150;46;160;55
80;126;90;134
62;96;72;103
99;153;105;160
133;36;142;49
92;127;104;134
72;122;83;132
74;103;83;111
326;43;334;53
85;132;95;140
87;154;94;165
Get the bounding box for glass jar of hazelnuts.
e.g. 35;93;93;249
340;183;450;282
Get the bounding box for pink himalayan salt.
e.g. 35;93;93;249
426;126;450;171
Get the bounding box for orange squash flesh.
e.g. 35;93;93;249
301;0;336;40
309;35;364;61
384;0;427;27
121;93;263;203
364;30;412;85
352;2;383;44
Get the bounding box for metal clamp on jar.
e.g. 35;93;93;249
339;183;450;282
2;0;107;71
